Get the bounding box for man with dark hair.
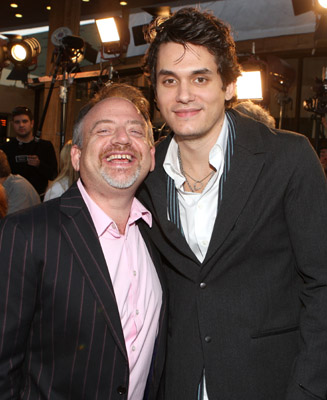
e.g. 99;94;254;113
0;149;40;214
138;7;327;400
0;84;167;399
1;106;58;198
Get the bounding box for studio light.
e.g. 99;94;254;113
317;0;327;12
0;36;41;83
95;16;130;55
236;54;267;101
266;55;295;93
237;71;263;100
61;35;85;64
7;37;41;66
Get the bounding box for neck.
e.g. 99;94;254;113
177;146;215;193
16;134;33;143
87;186;135;235
176;137;214;175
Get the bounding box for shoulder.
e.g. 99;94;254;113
37;138;55;149
44;179;68;201
0;199;59;231
231;109;311;151
11;174;38;192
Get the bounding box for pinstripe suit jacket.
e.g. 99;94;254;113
0;182;167;400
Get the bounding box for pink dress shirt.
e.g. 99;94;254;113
77;179;162;399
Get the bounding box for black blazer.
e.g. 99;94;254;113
0;183;167;400
138;110;327;400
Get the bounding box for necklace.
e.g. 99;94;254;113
178;147;215;192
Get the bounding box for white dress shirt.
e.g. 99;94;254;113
163;115;229;262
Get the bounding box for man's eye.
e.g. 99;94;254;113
162;78;176;85
96;129;111;135
195;77;207;83
130;130;144;137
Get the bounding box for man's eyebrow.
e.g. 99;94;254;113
90;119;146;131
158;68;213;76
90;119;114;131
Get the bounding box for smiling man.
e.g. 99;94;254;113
0;84;167;400
138;7;327;400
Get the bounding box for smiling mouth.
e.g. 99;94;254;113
175;109;200;118
106;154;133;162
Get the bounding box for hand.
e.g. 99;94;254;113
27;155;40;167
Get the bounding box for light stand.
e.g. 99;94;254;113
276;92;292;129
36;34;85;149
35;47;64;143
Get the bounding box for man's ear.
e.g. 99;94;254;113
149;146;155;172
71;145;81;171
225;81;236;101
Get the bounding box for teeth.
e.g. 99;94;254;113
106;154;132;162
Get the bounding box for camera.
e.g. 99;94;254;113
15;155;28;163
303;67;327;115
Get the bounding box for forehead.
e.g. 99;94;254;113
156;42;217;71
13;114;31;122
85;97;144;123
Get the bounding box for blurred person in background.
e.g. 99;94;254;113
0;149;40;214
0;183;7;218
44;140;79;201
1;106;58;199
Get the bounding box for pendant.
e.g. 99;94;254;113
193;181;204;191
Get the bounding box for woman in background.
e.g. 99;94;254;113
44;140;79;201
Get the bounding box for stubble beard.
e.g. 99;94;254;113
100;164;141;189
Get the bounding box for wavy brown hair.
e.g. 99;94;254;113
143;7;241;95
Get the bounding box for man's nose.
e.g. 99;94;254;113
176;81;195;104
111;127;131;144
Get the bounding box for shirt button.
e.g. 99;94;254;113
132;345;136;351
117;386;127;395
200;282;206;289
204;336;212;343
198;203;203;210
136;309;139;315
202;240;208;246
133;270;137;276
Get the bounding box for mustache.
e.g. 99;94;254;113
100;144;140;161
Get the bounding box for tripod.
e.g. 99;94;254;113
35;47;72;150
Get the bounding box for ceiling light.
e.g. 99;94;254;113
10;3;18;8
95;16;130;55
46;6;51;10
15;13;23;18
120;1;128;5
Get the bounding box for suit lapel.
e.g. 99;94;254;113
59;183;127;360
144;137;198;262
203;111;266;266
